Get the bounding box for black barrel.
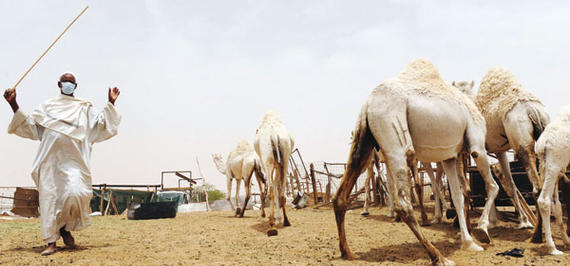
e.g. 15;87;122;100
127;201;178;220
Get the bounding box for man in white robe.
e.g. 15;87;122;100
3;73;121;255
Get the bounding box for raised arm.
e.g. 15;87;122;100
4;88;19;113
4;88;42;140
89;87;122;143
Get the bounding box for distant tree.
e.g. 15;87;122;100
193;183;225;202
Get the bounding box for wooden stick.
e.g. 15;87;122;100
104;190;113;216
12;5;89;90
100;186;106;215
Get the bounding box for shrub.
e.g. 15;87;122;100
207;189;226;202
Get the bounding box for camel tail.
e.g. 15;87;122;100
271;136;283;166
528;103;550;141
254;159;266;184
344;108;379;182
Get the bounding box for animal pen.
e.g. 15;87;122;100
291;146;570;229
288;148;411;208
90;170;210;216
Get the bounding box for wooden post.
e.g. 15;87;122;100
289;173;296;196
110;195;119;215
310;163;318;204
293;168;302;193
104;190;113;216
100;185;106;215
323;163;333;203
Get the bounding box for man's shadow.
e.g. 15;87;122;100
6;243;111;255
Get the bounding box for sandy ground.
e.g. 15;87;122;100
1;204;570;266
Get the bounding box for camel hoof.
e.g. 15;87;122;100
235;208;241;215
547;247;564;255
517;221;534;230
267;229;278;237
260;213;266;218
360;211;369;216
462;241;484;252
283;220;291;227
341;251;356;260
436;257;456;266
472;227;491;244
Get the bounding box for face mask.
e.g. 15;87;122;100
61;81;76;95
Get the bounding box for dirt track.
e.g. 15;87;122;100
1;205;570;266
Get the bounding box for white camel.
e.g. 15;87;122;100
362;82;472;225
333;59;500;266
535;106;570;255
212;140;266;218
254;110;295;236
475;67;550;231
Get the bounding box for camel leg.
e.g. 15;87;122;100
361;164;373;216
227;176;235;210
235;178;242;216
456;157;473;233
333;123;376;260
239;170;254;218
436;163;450;213
373;125;451;264
426;162;445;224
469;151;499;244
280;159;291;227
387;154;454;266
537;165;563;255
273;166;283;224
518;146;543;239
516;146;542;194
411;160;429;226
496;152;533;229
255;174;266;218
560;178;570;236
552;181;570;248
443;159;483;251
267;167;278;236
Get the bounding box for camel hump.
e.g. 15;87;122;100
476;66;543;119
397;59;443;85
235;139;253;153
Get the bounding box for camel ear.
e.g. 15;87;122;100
470;80;475;88
452;81;456;86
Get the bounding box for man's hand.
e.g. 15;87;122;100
108;87;120;105
3;88;19;113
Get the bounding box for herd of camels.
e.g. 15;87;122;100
210;59;570;266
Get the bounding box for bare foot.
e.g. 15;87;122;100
41;243;57;256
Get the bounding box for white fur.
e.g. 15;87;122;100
535;106;570;254
254;110;294;233
212;140;266;217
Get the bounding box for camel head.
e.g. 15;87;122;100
452;80;475;95
211;153;226;174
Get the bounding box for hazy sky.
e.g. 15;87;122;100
1;1;569;192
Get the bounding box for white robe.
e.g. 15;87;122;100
8;95;121;243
